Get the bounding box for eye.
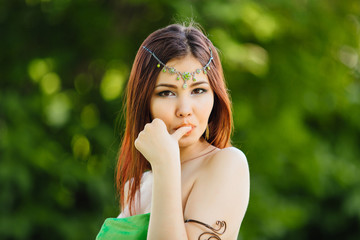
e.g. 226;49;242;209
157;90;176;97
192;88;207;94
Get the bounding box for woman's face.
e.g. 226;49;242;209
150;54;214;147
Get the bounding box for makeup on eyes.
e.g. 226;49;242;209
156;88;208;97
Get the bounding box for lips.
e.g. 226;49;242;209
174;123;195;131
174;123;195;136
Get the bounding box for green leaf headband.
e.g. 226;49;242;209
143;46;213;89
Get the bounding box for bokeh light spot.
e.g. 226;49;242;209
212;29;268;76
28;59;49;82
72;134;91;160
28;58;54;82
81;104;99;129
338;45;359;69
100;69;124;101
44;93;71;127
40;72;61;95
241;2;279;41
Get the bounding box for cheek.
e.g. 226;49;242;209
197;93;214;122
150;98;173;121
150;98;161;119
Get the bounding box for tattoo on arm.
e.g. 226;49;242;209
184;219;227;240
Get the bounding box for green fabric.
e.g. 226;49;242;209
96;213;150;240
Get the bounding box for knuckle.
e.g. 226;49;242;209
144;123;151;130
136;131;144;142
152;118;160;124
153;118;165;127
138;131;145;138
134;139;139;148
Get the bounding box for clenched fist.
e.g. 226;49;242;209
134;118;191;168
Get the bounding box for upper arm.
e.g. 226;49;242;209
184;147;250;240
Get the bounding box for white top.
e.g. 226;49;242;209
118;171;153;218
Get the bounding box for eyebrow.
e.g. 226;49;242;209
155;81;209;88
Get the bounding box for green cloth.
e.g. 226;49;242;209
96;213;150;240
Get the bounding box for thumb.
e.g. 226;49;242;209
172;126;192;141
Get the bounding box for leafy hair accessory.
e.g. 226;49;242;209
142;46;213;89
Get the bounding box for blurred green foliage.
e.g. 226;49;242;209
1;0;359;239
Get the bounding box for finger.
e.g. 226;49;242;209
152;118;166;127
134;137;141;150
172;126;192;141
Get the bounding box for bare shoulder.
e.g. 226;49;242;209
198;146;250;194
203;146;248;174
214;147;247;162
184;147;250;238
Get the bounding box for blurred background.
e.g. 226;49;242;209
1;0;359;239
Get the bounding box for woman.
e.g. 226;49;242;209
97;23;250;240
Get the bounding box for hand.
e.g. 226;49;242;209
134;118;191;168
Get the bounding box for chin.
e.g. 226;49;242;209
178;135;201;148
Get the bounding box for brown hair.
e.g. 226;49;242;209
116;23;233;215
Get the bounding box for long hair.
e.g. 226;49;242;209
116;23;233;215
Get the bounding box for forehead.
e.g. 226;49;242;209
155;54;210;85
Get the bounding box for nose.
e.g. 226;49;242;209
176;97;192;118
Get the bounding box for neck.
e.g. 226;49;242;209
179;138;212;164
